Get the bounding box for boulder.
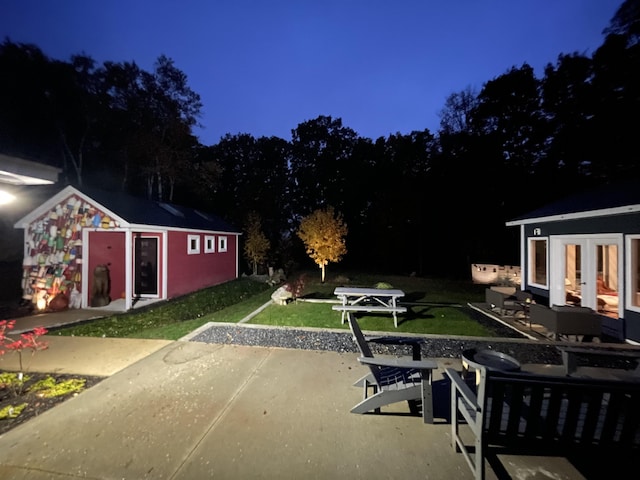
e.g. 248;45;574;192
271;285;292;305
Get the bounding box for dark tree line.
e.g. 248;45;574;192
1;1;639;278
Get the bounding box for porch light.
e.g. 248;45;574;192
0;189;16;205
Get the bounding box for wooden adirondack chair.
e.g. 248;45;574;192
346;312;438;423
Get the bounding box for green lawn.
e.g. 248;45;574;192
54;271;491;340
250;300;492;336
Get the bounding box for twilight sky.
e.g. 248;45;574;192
1;0;622;146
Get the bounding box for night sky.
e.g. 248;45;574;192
1;0;622;145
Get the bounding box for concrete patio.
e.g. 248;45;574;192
0;336;599;479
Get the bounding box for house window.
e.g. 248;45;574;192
188;235;200;254
629;236;640;309
205;235;215;253
529;238;548;287
218;236;227;252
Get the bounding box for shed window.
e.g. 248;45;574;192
188;235;200;254
529;238;548;287
218;236;228;252
205;235;215;253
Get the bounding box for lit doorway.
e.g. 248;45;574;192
551;235;622;319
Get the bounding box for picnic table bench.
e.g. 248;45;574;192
445;366;640;480
332;286;407;327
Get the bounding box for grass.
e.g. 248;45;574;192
55;277;273;339
53;271;493;339
251;301;492;336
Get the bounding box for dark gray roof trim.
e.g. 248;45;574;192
507;180;640;226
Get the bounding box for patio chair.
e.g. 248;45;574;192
485;287;532;317
350;316;425;389
346;313;438;423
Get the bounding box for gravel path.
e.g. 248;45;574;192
189;304;566;366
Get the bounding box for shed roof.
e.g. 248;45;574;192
14;185;241;234
506;180;640;226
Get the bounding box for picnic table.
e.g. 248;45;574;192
332;286;407;327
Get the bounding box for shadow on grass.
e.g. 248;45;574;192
402;291;427;303
300;292;334;300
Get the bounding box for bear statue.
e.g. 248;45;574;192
91;264;111;307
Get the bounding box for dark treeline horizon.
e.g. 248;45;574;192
1;1;639;279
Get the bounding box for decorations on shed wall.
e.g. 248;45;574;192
21;195;119;310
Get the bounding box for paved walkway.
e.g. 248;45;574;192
0;307;603;479
1;335;593;479
5;298;156;335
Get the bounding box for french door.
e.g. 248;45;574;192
550;235;622;319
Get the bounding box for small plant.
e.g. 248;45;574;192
285;274;307;300
0;320;49;390
0;402;27;419
1;371;33;397
0;320;15;344
29;376;86;398
0;372;32;388
373;282;394;289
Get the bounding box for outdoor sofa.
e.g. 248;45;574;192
529;303;601;341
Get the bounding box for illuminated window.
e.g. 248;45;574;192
218;236;228;252
629;236;640;309
188;235;200;254
529;238;548;287
205;235;215;253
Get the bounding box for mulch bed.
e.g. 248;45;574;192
1;297;107;436
0;371;105;435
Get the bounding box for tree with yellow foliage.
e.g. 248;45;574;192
297;206;347;283
243;212;270;275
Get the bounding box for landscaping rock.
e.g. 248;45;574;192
271;286;292;305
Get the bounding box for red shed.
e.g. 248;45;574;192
13;185;241;312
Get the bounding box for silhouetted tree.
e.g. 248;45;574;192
540;53;596;192
290;115;359;216
243;212;270;275
604;0;640;45
0;40;58;167
47;54;106;186
143;56;202;201
438;86;478;135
